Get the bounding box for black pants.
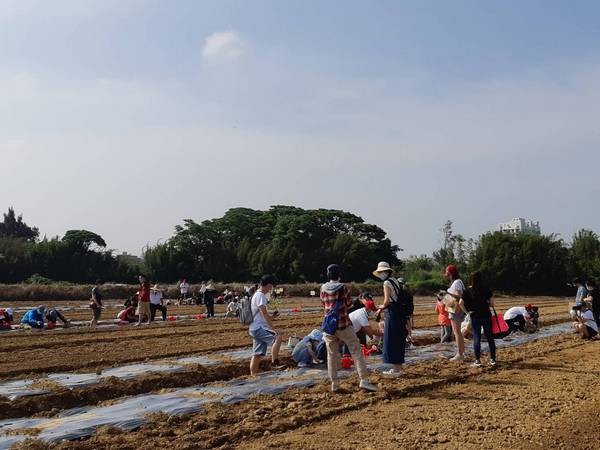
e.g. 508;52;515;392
205;300;215;318
506;315;526;333
150;304;167;321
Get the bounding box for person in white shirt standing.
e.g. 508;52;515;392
249;275;284;376
179;279;190;304
149;285;167;322
443;265;468;361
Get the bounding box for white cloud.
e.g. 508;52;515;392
202;31;245;63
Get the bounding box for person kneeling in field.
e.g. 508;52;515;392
292;329;324;367
45;308;70;328
21;305;45;329
572;302;598;339
224;298;240;318
117;305;138;323
0;308;14;330
248;275;285;376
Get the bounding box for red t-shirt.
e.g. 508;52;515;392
139;284;150;303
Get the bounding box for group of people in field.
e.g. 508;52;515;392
246;262;486;393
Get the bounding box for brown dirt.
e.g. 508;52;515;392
10;331;596;450
0;297;571;379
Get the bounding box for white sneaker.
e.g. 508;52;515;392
449;354;465;362
489;359;497;367
331;381;340;393
359;380;377;392
382;369;403;378
472;360;482;368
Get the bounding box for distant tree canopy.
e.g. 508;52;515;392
0;207;39;242
0;208;136;284
144;206;400;283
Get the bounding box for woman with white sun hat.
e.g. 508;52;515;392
373;261;414;377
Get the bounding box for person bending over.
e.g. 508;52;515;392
503;305;535;333
45;308;70;328
292;329;323;367
21;305;45;329
0;308;14;330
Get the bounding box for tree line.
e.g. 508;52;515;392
1;207;599;295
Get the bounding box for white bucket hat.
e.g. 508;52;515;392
372;261;393;277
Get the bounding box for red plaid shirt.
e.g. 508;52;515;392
320;284;352;330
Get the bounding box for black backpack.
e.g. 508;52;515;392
386;278;414;316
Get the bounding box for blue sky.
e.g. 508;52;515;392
1;0;600;257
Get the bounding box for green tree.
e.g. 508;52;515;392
0;207;39;242
570;229;600;281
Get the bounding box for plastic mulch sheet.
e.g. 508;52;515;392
0;322;574;448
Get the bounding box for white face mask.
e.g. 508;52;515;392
378;273;389;281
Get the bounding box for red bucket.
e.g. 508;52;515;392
167;316;177;322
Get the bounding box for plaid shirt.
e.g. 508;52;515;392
320;283;352;330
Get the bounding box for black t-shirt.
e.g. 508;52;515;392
463;286;492;319
92;286;103;306
348;298;364;314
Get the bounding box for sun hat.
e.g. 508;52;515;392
525;303;533;310
308;329;323;342
5;308;13;316
372;262;393;277
37;305;45;314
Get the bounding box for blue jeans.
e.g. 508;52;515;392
471;315;496;361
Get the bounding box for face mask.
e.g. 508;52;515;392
378;273;389;281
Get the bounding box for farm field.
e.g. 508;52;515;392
1;295;598;449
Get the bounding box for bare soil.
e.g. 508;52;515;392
3;296;596;450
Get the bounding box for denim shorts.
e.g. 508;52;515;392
250;327;276;356
448;310;466;322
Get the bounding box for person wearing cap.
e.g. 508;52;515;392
344;296;381;353
373;261;414;377
292;329;324;367
0;307;14;330
249;275;284;375
321;264;377;393
503;305;534;333
90;280;103;328
21;305;46;329
443;264;468;361
149;285;167;322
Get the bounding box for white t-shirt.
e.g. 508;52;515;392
227;301;239;313
448;279;465;297
504;306;530;321
250;291;272;332
349;307;370;333
150;291;163;305
582;310;598;332
180;282;189;294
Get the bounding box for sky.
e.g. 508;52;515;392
1;0;600;257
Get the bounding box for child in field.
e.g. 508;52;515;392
436;291;452;343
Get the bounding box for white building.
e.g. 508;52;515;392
498;218;541;235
